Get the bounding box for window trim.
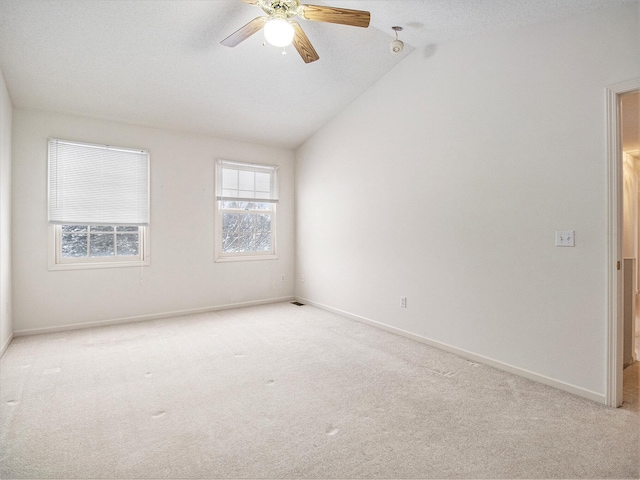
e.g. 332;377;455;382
214;160;278;262
48;224;150;271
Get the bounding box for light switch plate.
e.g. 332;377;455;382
555;230;575;247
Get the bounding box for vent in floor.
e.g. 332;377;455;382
290;301;305;306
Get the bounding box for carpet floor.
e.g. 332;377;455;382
1;302;638;479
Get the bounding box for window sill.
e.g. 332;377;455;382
215;254;278;263
49;258;150;271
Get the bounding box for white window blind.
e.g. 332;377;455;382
216;160;278;203
48;138;149;226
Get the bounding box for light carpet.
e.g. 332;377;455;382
0;302;638;479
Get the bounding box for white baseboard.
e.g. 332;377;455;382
0;332;13;358
297;297;606;405
13;296;295;337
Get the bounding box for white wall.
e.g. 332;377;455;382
12;109;295;332
295;3;640;400
0;67;12;354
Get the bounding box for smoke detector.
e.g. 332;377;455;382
390;26;404;54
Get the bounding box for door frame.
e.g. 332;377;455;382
606;78;640;407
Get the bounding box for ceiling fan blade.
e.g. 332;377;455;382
221;16;268;47
291;22;319;63
299;4;370;28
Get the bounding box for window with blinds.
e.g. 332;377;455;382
215;160;278;261
48;138;150;269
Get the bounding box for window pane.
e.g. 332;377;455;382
255;214;271;232
237;215;255;252
239;214;255;231
222;234;238;253
62;225;88;233
116;226;138;232
255;231;272;252
220;212;274;254
222;213;238;253
90;233;115;257
116;233;139;256
222;213;238;233
91;225;114;233
61;234;88;257
238;230;255;252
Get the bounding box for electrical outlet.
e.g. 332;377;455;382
401;297;407;308
281;274;285;282
555;230;575;247
301;274;305;283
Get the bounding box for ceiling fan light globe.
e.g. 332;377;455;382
264;18;294;47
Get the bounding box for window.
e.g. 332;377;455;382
215;160;278;261
48;138;150;269
53;224;147;267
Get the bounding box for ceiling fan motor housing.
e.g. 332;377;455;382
261;0;300;18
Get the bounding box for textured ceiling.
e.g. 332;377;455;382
0;0;635;148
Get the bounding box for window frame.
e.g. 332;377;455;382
49;224;150;271
214;160;278;262
47;137;150;271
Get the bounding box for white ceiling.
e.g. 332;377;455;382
0;0;634;148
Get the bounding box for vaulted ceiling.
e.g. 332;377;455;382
0;0;633;148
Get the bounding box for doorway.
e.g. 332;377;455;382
621;91;640;407
607;79;640;407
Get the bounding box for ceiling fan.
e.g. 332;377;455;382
221;0;371;64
